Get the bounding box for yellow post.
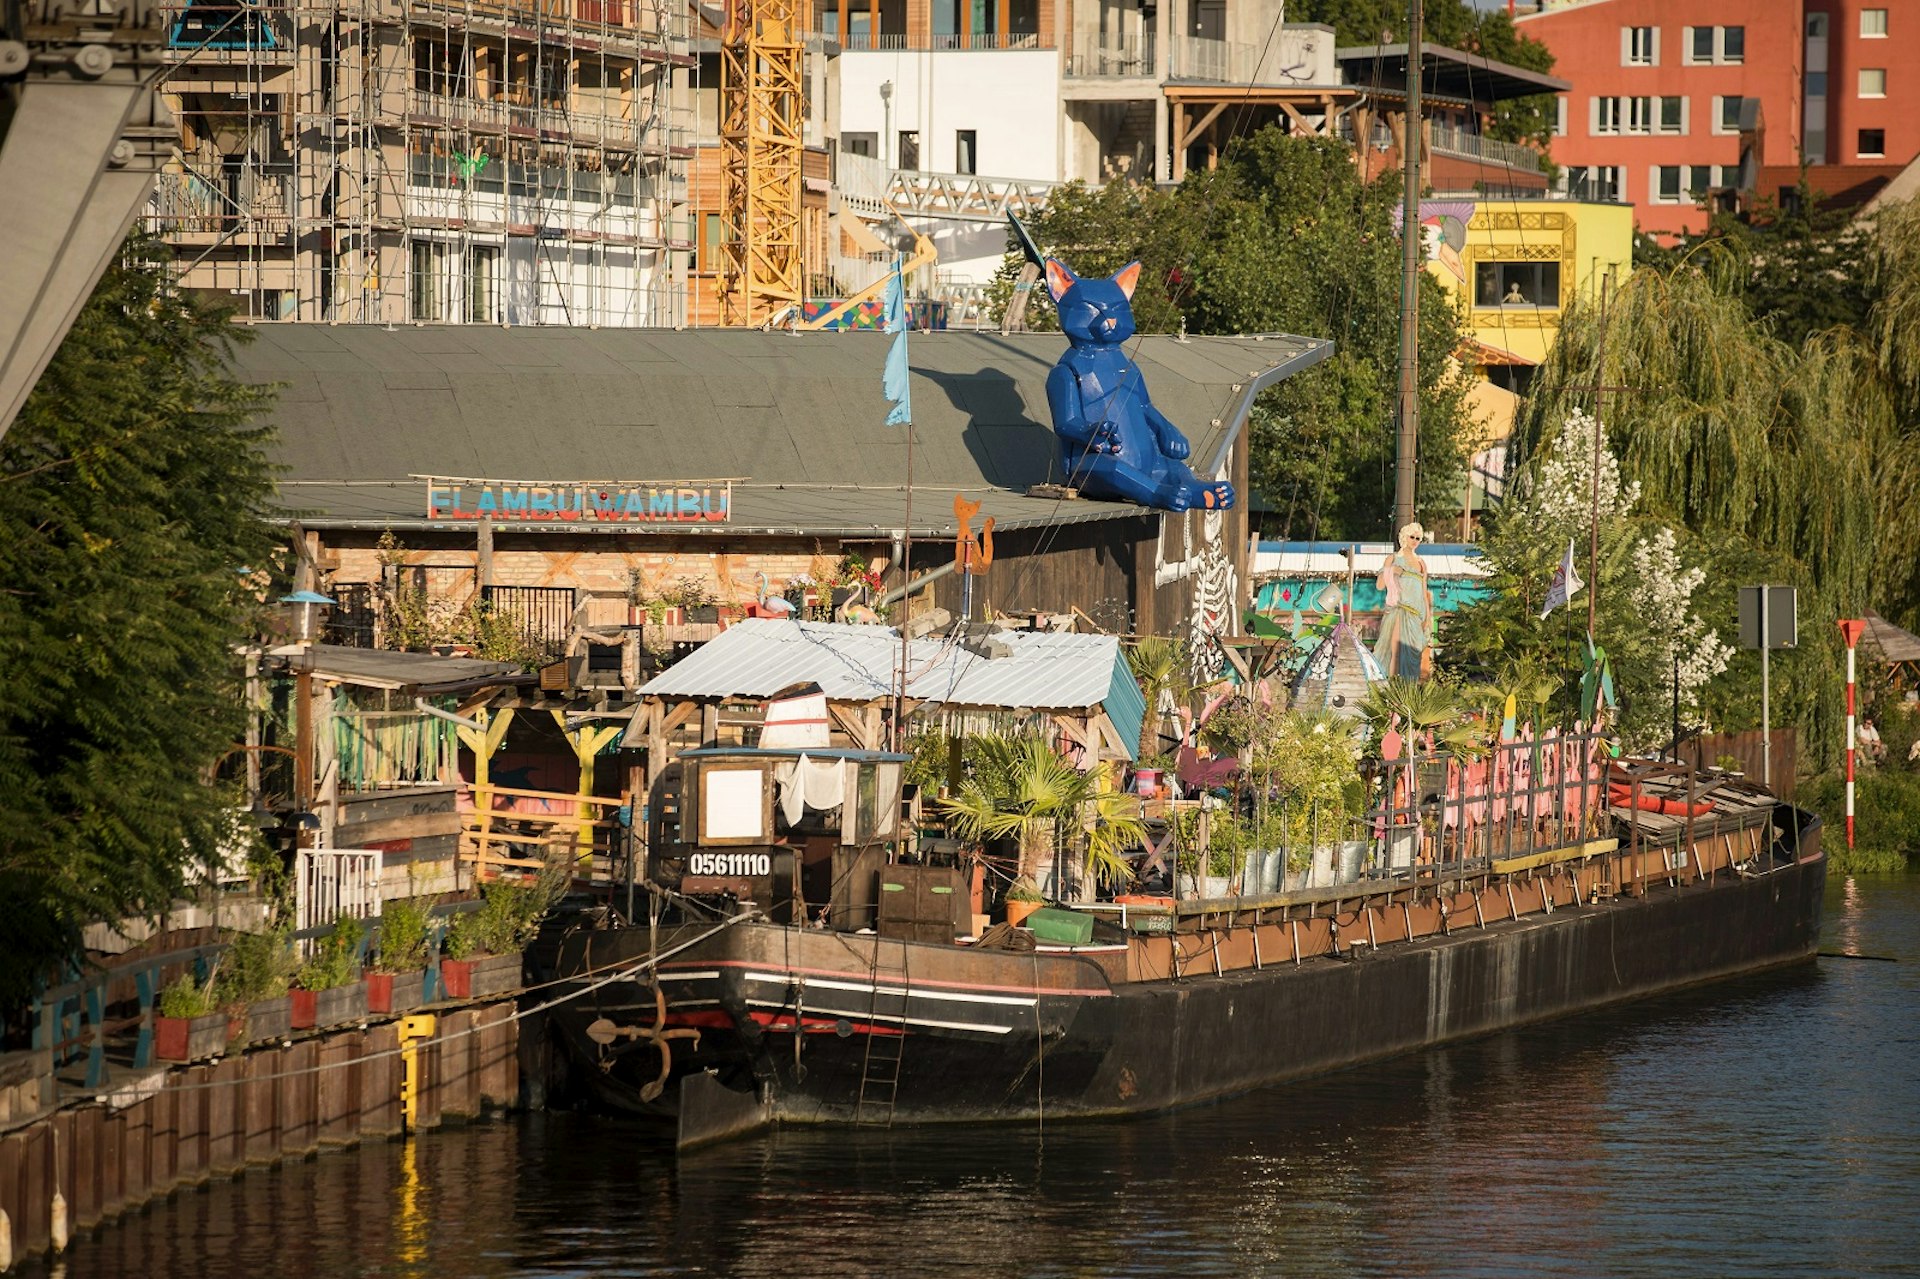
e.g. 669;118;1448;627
456;707;514;881
397;1013;438;1134
552;710;622;872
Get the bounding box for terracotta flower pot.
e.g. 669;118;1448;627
156;1012;228;1063
1006;899;1042;928
440;957;475;999
366;969;426;1015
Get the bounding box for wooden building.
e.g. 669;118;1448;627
230;325;1331;680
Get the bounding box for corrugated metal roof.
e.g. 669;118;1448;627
1251;541;1490;579
284;643;522;692
639;619;1136;720
233;326;1333;537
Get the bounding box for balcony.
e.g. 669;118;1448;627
147;170;294;245
1064;34;1156;78
824;31;1048;51
1430;121;1542;176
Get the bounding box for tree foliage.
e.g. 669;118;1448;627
989;130;1476;539
1496;246;1920;762
0;239;280;1002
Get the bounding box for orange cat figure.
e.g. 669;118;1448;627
953;494;994;576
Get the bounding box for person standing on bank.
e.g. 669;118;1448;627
1374;521;1435;681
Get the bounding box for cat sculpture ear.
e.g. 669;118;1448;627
1111;260;1143;300
1044;257;1078;303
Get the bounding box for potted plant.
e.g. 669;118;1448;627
218;928;297;1045
290;916;368;1030
440;872;556;999
675;576;719;625
1004;877;1045;928
155;973;227;1062
367;896;432;1015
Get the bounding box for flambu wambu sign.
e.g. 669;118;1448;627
423;477;732;524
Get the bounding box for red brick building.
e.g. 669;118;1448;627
1518;0;1804;238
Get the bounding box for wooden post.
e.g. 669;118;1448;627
456;708;515;883
476;518;495;591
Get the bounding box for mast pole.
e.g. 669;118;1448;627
1587;274;1611;637
1393;0;1424;535
895;427;914;752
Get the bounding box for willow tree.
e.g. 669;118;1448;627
1507;250;1915;761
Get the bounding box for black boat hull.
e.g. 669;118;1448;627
549;847;1826;1143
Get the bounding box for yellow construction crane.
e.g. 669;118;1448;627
718;0;804;326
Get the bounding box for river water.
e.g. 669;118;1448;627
41;875;1920;1279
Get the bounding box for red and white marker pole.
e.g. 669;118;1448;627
1838;619;1866;849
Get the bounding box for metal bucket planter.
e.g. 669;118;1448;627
156;1012;228;1063
1337;840;1368;883
366;969;426;1016
291;982;367;1030
1383;824;1419;872
242;995;293;1045
466;951;524;999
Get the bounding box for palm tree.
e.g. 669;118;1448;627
938;737;1146;897
1125;636;1186;763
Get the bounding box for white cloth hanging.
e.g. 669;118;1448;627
776;753;846;825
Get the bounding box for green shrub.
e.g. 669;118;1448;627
1803;771;1920;872
442;910;478;961
216;928;297;1005
375;897;432;972
158;973;215;1019
295;916;364;992
464;873;562;955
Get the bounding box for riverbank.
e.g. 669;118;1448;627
20;874;1916;1279
0;1001;523;1270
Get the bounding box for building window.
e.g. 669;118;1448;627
1658;95;1686;134
1474;261;1561;309
1555;96;1567;138
1808;72;1828;96
1562;165;1623;202
1624;25;1657;66
409;239;449;322
1860;128;1887;157
955;129;977;175
1625;95;1654;133
468;245;500;323
1593;96;1622;134
1808;12;1829;38
1715;95;1745;134
698;212;723;272
898;130;920;170
1860;68;1887;98
1652;165;1684;203
1862;8;1888;37
842;132;877;158
1686;25;1744;65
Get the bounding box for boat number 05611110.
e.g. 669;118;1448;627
688;852;772;877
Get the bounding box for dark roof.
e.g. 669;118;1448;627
1336;43;1570;105
281;643;524;693
1864;611;1920;664
231;326;1332;538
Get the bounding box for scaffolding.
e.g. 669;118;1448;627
150;0;694;325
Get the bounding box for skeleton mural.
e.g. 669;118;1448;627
1155;502;1239;684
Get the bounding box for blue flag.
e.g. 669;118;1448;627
882;256;911;427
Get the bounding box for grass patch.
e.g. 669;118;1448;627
1801;771;1920;873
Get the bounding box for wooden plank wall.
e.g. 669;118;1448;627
0;1003;520;1268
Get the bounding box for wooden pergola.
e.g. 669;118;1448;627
1166;85;1361;182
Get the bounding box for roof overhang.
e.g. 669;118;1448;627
1337;42;1570;105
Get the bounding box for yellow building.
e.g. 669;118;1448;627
1413;197;1635;450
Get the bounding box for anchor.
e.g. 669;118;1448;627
585;977;702;1103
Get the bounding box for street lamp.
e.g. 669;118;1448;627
879;79;893;169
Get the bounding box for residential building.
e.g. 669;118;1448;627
1520;0;1920;236
150;0;694;324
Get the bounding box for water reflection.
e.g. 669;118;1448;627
37;876;1920;1279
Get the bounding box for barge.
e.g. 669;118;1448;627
546;743;1825;1147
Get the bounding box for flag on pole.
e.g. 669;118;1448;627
1538;538;1584;621
882;256;912;426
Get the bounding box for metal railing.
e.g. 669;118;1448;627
1064;32;1156;77
1430;121;1544;175
147;170;293;236
481;584;575;653
825;30;1048;50
1366;728;1607;875
1168;35;1256;82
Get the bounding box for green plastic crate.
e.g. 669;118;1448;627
1023;907;1095;945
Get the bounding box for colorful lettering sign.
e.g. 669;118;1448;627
423;479;731;525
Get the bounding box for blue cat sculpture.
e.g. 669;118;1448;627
1042;258;1235;512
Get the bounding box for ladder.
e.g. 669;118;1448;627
854;938;909;1126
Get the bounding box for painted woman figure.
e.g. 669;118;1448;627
1373;521;1435;681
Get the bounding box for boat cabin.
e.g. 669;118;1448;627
662;747;966;937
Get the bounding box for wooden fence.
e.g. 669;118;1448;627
462;785;627;884
1682;729;1797;798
